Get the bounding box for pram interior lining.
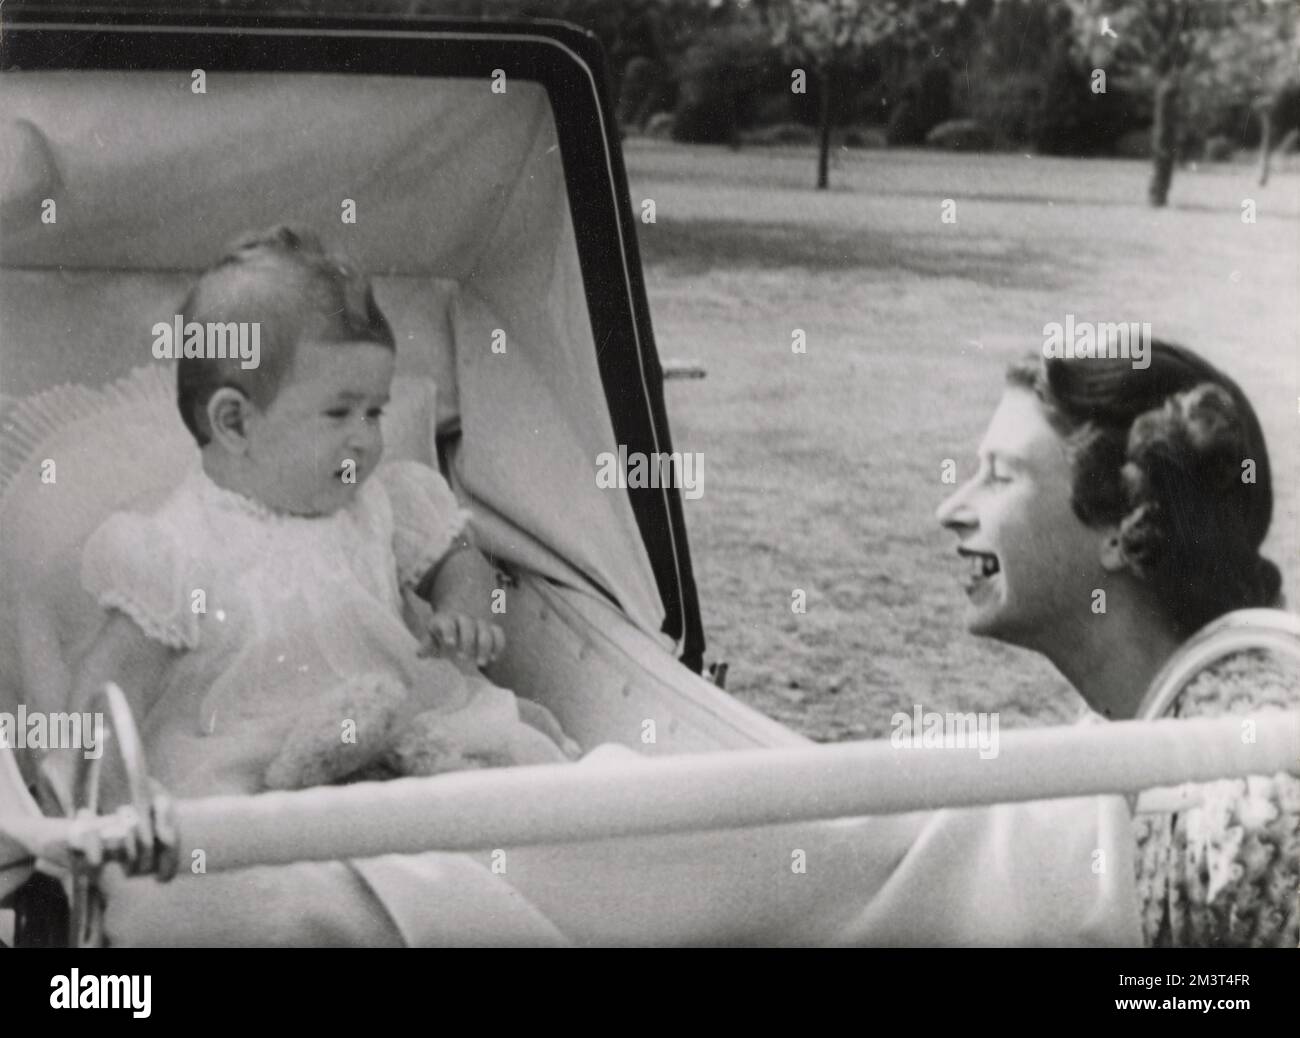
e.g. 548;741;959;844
0;269;461;418
0;67;666;648
0;66;801;788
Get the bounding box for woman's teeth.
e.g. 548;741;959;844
962;550;1000;581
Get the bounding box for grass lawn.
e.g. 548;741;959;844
626;142;1300;741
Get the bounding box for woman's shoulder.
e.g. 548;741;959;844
1173;647;1300;719
1135;644;1299;948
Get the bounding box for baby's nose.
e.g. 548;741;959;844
349;417;381;449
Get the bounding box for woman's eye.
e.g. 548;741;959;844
980;461;1010;484
366;407;385;421
324;407;350;420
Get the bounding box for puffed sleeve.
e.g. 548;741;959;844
1134;652;1300;947
373;460;475;589
81;512;199;650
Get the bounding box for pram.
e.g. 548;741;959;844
1;7;1297;948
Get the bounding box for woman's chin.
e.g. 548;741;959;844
962;576;1007;635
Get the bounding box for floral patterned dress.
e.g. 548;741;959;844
1133;649;1300;947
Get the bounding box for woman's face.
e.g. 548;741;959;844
935;388;1109;652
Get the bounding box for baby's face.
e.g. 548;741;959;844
242;340;395;517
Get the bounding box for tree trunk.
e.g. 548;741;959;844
1258;102;1274;186
817;68;832;190
1148;73;1179;207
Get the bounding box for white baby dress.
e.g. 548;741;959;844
80;459;562;797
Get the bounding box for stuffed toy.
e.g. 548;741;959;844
262;673;511;791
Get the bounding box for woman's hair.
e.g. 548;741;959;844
176;225;394;445
1006;340;1281;636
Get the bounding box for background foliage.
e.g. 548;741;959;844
26;0;1295;159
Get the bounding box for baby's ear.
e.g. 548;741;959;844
206;387;252;452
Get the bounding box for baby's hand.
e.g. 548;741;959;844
418;611;505;668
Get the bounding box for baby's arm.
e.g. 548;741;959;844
71;612;172;717
413;528;505;671
412;532;579;759
43;612;173;807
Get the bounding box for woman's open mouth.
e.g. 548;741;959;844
957;547;1001;597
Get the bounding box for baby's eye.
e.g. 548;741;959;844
324;406;351;420
365;406;386;421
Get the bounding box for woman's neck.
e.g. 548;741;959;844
1040;600;1184;721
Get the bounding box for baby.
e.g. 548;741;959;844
65;226;579;799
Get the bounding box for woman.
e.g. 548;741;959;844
936;339;1298;947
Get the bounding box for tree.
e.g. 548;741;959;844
1062;0;1299;206
761;0;967;189
1180;1;1299;183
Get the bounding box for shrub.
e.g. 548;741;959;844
886;63;953;146
750;90;794;129
840;125;888;149
617;56;668;131
926;118;995;151
787;56;884;129
963;71;1043;146
644;112;677;139
739;122;817;147
672;22;773;144
957;0;1061;147
1204;135;1236;162
1029;44;1136;156
1114;128;1152;159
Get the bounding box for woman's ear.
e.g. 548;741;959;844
1098;529;1127;572
206;387;253;454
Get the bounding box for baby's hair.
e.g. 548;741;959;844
176;225;395;445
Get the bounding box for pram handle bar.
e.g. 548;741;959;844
160;711;1297;872
24;683;180;946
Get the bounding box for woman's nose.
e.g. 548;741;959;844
936;481;977;530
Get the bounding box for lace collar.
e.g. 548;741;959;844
189;465;321;522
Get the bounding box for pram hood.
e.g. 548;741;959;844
0;9;704;669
